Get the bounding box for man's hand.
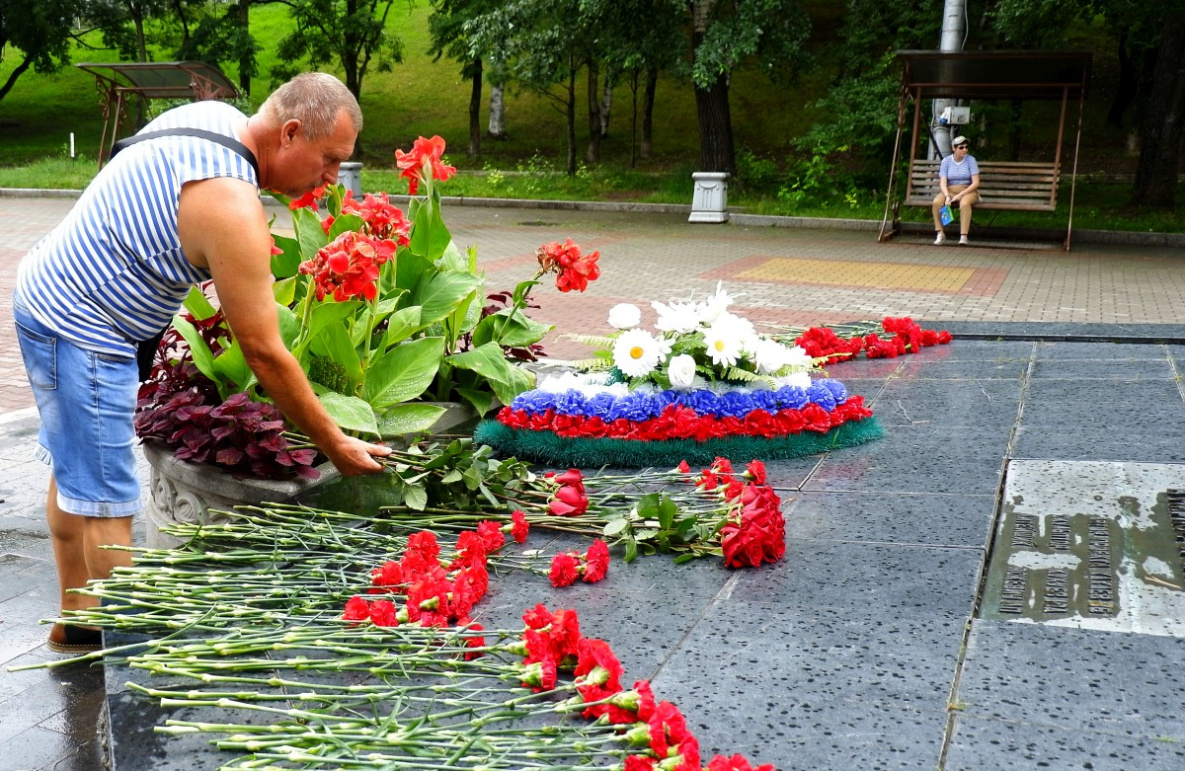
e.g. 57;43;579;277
325;436;393;476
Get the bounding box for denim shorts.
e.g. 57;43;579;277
13;302;142;517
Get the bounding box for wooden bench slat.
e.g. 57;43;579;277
903;157;1059;214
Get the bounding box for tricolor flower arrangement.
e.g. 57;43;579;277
476;284;884;467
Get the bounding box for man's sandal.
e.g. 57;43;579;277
46;623;103;654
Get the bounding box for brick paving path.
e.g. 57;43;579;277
4;195;1185;415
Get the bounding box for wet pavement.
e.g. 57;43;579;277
3;194;1185;770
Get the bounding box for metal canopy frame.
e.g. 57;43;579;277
75;61;240;164
878;50;1092;250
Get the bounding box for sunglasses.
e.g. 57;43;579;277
954;144;968;149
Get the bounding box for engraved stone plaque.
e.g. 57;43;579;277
980;460;1185;637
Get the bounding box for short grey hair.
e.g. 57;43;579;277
258;73;363;141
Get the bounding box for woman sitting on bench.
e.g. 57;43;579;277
932;135;980;245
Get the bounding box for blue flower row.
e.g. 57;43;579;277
509;380;849;422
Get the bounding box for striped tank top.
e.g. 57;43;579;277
14;101;259;358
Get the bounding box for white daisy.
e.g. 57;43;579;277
701;325;742;368
613;328;664;378
667;354;698;389
697;282;734;324
652;299;701;334
607;303;642;329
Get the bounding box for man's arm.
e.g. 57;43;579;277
177;177;389;476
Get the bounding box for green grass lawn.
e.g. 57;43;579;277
1;3;1179;233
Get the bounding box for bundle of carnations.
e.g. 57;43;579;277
787;316;953;363
475;283;883;467
21;503;776;770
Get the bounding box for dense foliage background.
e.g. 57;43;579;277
1;0;1181;216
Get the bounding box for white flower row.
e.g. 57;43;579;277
605;283;813;384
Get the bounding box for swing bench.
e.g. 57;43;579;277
878;51;1092;250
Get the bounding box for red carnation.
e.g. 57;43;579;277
369;599;399;627
582;539;610;583
707;754;775;771
549;552;580;587
511;510;530;543
342;595;370;623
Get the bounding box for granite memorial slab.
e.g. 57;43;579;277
981;459;1185;636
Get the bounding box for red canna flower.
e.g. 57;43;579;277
288;184;327;211
535;238;601;293
299;231;395;302
394;135;456;195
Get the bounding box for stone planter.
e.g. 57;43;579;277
142;401;479;549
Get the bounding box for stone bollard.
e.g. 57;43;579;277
689;171;729;223
339;161;364;197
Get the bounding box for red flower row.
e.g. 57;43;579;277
796;316;952;363
498;398;873;441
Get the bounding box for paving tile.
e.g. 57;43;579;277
717;539;981;621
1012;427;1185;463
1036;341;1168;360
896;358;1030;380
787;491;995;548
956;620;1185;739
1030;358;1176;379
945;716;1185;771
0;725;78;771
803;424;1006;495
1019;379;1185;427
870;378;1021;427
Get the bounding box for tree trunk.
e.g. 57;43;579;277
488;84;506;139
343;0;362;99
600;77;612;138
0;56;33;104
468;57;483;158
629;69;640;168
238;0;251;95
641;66;657;159
1107;32;1137;129
694;74;734;174
134;9;148;62
585;60;601;164
566;57;577;175
691;5;735;174
1131;19;1185;208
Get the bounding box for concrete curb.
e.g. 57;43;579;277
3;187;1181;247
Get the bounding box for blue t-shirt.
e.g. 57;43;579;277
940;154;979;186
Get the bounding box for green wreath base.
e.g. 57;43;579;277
473;417;885;468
